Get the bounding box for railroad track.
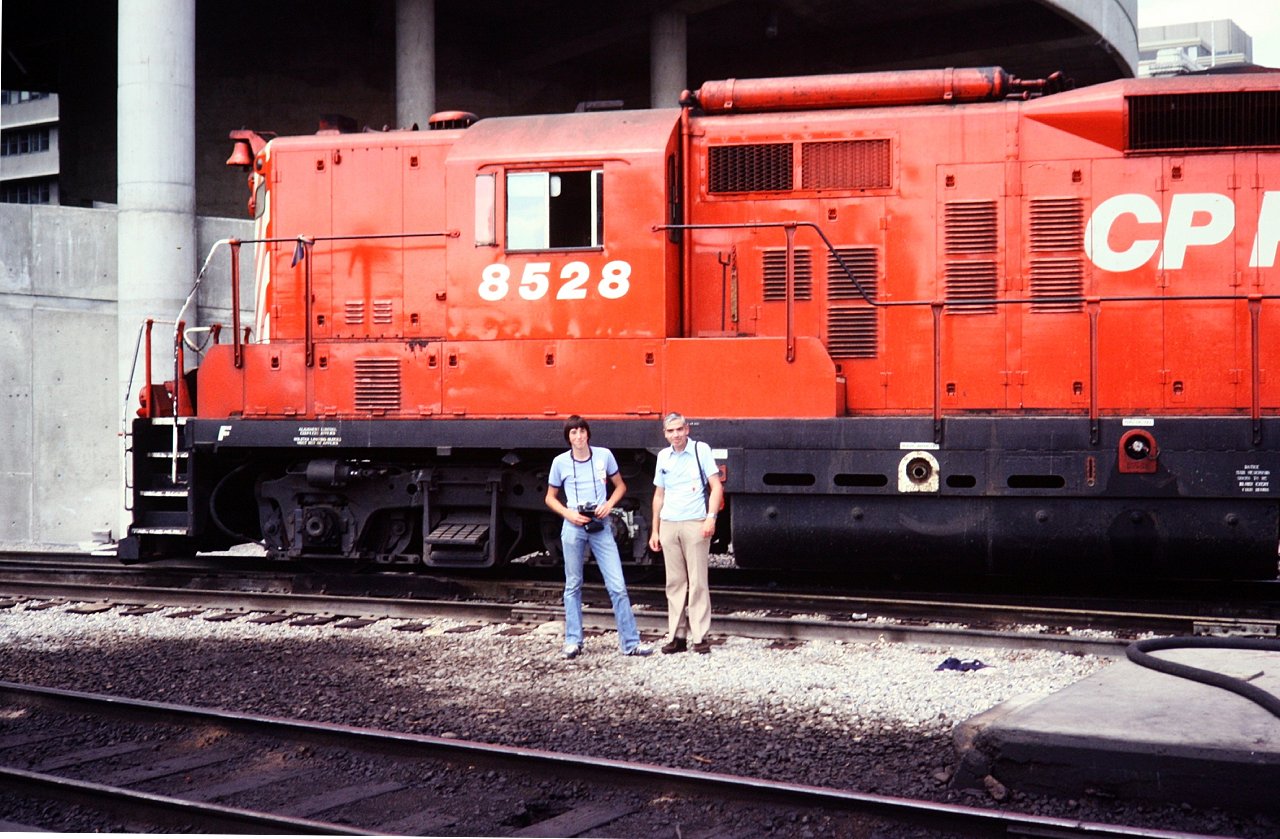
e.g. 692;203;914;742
1;551;1277;654
0;680;1237;838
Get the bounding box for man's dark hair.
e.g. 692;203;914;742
563;414;590;443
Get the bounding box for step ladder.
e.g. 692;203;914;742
126;417;193;538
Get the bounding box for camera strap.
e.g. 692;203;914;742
695;441;711;514
570;447;603;507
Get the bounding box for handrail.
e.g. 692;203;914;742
1088;299;1101;444
140;230;463;381
172;319;186;483
230;239;243;368
144;319;154;415
298;238;315;367
656;220;1280;309
1250;295;1263;444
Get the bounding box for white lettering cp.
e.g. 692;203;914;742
1158;193;1234;270
1086;191;1280;272
1084;193;1162;272
1251;192;1280;269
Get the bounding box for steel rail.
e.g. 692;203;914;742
0;682;1234;839
0;578;518;623
3;554;1274;651
0;766;364;835
0;575;1128;655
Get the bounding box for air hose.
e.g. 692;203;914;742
1125;636;1280;719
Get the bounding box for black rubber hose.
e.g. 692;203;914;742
208;463;266;547
1126;636;1280;718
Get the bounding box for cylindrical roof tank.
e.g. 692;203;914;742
687;67;1042;113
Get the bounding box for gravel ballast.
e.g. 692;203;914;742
0;600;1273;836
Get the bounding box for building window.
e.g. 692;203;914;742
1;90;50;106
1;179;52;204
1;128;51;156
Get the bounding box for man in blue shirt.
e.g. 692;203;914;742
546;415;652;659
647;412;724;654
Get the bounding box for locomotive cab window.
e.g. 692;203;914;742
506;169;603;251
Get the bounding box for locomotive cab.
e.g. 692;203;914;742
438;108;682;413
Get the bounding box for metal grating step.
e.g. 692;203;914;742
425;522;488;546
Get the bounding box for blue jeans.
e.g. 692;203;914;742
561;520;641;652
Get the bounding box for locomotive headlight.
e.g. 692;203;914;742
898;450;940;493
1124;435;1150;459
1118;429;1159;474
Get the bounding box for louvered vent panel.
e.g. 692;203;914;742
1030;259;1084;312
826;247;878;301
826;308;878;358
344;300;365;325
708;143;793;193
372;300;394;324
801;140;891;189
354;358;401;413
945;261;998;314
1029;198;1084;252
944;201;998;254
762;248;812;300
1129;91;1280;151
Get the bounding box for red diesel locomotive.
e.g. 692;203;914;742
123;66;1280;578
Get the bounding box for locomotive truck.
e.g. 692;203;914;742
122;66;1280;578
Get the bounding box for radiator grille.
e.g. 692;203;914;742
1129;91;1280;151
944;201;998;254
945;261;998;314
827;308;879;357
372;300;394;324
826;247;878;301
762;248;812;300
1029;198;1084;252
1030;258;1084;312
825;247;879;358
354;358;401;413
801;139;891;190
708;143;793;193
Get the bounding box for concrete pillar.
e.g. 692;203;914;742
117;0;196;530
397;0;437;127
650;9;688;108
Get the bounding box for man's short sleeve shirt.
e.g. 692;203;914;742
549;447;618;510
653;439;717;521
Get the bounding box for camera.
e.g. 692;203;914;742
579;503;604;533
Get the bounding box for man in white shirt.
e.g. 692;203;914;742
647;412;724;654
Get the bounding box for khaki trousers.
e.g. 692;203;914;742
660;519;711;643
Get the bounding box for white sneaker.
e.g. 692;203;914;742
562;643;582;659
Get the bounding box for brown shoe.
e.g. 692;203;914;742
660;638;687;654
692;640;711;655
